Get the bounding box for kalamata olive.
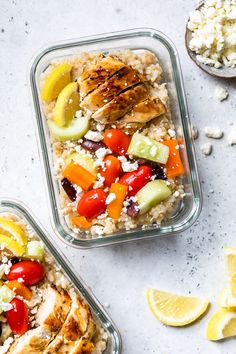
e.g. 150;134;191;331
61;178;77;201
127;202;140;217
10;257;21;265
81;139;106;152
150;163;167;180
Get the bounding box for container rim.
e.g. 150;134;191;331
29;27;202;248
0;197;122;353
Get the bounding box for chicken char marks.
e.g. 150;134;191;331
80;55;166;125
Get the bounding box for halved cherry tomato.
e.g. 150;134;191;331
104;129;131;155
100;155;121;187
6;281;32;300
119;165;152;196
77;189;107;219
7;261;45;286
7;298;29;335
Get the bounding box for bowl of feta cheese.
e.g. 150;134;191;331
186;0;236;78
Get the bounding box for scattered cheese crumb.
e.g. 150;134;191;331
168;129;176;137
228;126;236;145
105;193;116;205
214;86;229;101
84;130;103;142
191;125;199;140
201;142;212;156
204;126;223;139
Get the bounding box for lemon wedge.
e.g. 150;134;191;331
0;234;25;256
42;63;72;102
0;217;27;245
54;82;80;127
224;246;236;278
206;308;236;340
147;288;209;327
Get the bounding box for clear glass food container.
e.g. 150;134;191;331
29;28;202;248
0;199;122;353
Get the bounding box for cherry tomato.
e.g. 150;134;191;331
119;165;152;196
100;155;121;187
104;129;131;155
7;298;29;335
7;261;45;286
77;189;107;219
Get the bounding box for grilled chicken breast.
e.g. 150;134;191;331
79;56;126;98
92;83;148;123
81;66;142;112
9;286;72;354
36;286;71;332
43;294;95;354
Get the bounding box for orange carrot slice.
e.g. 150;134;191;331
71;216;92;229
6;281;32;300
162;139;184;179
63;162;95;191
107;183;128;219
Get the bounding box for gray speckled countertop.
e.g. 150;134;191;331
0;1;236;353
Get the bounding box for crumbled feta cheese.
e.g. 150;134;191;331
118;155;138;172
95;148;111;160
168;129;176;137
96;123;105;132
0;302;13;311
201;142;212;156
214;86;229;101
93;173;105;188
84;130;103;142
90;225;104;236
204;126;223;139
173;191;180;197
188;1;236;68
105;193;116;205
0;337;14;354
228;126;236;145
191;125;199;140
150;145;158;157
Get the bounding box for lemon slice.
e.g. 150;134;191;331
224;246;236;278
42;63;72;102
206;308;236;341
0;234;25;256
147;288;209;327
0;217;27;245
54;82;80;127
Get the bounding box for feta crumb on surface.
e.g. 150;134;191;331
214;86;229;101
200;142;212;156
191;125;199;140
93;173;105;189
84;130;103;142
105;193;116;205
228;126;236;145
204;126;223;139
0;302;13;312
95;148;111;160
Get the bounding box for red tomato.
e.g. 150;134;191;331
104;129;131;155
7;261;45;286
100;155;121;187
77;189;107;219
119;165;152;196
7;298;29;335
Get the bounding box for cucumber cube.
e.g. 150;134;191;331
25;241;44;261
136;180;171;215
127;133;169;164
0;285;15;311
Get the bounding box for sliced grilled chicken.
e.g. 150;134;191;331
9;286;72;354
36;285;71;332
79;56;126;98
43;294;96;354
120;97;166;124
116;121;144;134
8;326;54;354
92;83;148;123
81;66;142;112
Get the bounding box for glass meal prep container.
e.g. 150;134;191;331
0;199;121;353
29;28;202;248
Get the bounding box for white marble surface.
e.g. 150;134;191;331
1;1;236;353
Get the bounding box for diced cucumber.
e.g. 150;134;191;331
24;241;44;261
136;180;171;215
127;133;169;164
65;152;97;176
48;116;90;142
0;285;15;303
